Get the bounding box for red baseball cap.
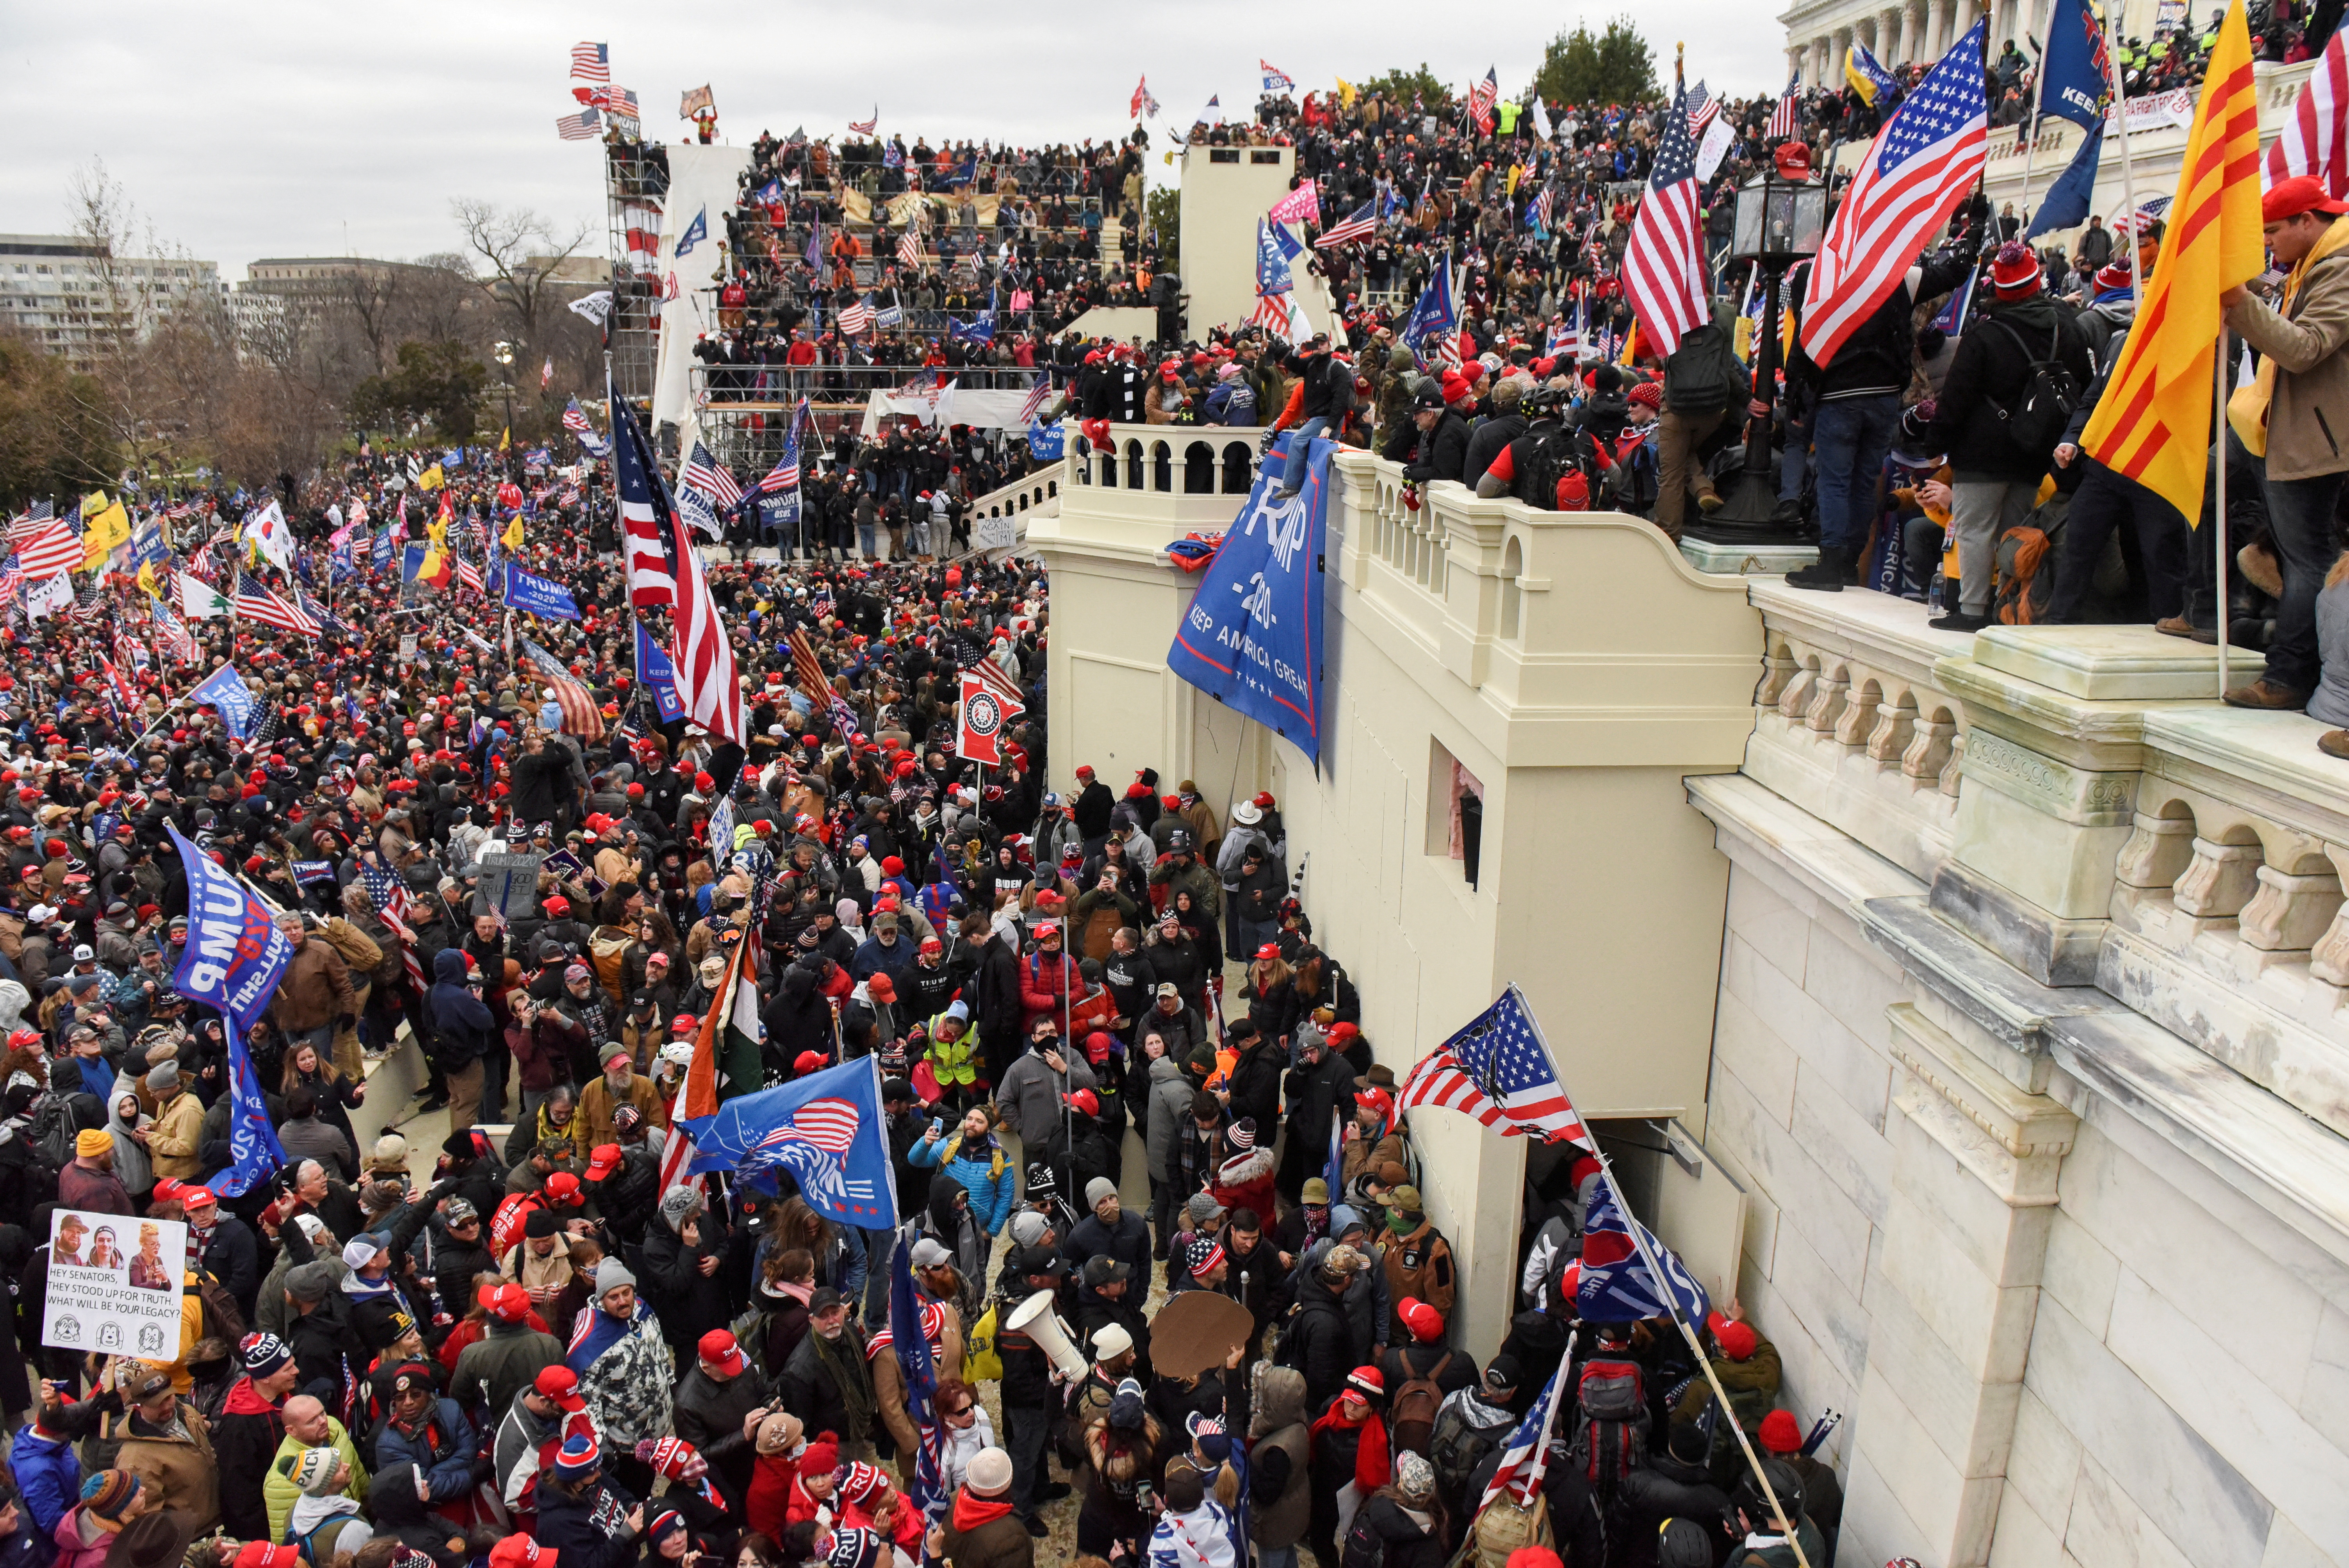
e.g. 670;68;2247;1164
533;1365;586;1412
2264;174;2349;222
585;1145;622;1181
478;1281;532;1324
544;1172;584;1206
698;1329;747;1377
490;1537;558;1568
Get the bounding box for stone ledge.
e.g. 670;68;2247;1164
1859;895;2131;1061
1973;625;2224;702
2044;1008;2349;1272
1685;773;1928;925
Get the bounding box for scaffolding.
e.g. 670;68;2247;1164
603;136;666;409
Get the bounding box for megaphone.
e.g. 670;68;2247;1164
1004;1289;1089;1382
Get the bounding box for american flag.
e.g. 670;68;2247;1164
838;295;875;335
295;587;353;638
519;636;607;742
1477;1347;1572;1509
761;398;810;494
1686;80;1718;135
246;699;283;750
790;626;860;738
961;647;1024;709
1397;986;1591;1144
849;105;878;135
562;399;592;435
898;228;924;269
1532;184;1557;233
557;110;601;142
570;41;610;82
613;381;741;742
1018;377;1053;423
151;600;199;665
1315;201;1378;249
359;859;428;992
13;521;81;579
682;441;743;508
234;570;320;636
1620;83;1711;357
1768;77;1804;140
595;86;640;118
1579;1180;1712;1324
2268;25;2349;196
0;554;23;607
1469;67;1499;134
452;544;485;595
1800;19;1988;366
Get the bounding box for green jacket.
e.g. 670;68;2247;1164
264;1418;369;1546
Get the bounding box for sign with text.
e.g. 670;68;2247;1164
476;852;546;919
43;1208;189;1358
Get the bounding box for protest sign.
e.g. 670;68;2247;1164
477;852;545;919
43;1209;189;1358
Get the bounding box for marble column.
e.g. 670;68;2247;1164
1891;5;1910;62
1841;1004;2080;1567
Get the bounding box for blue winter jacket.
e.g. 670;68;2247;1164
909;1131;1019;1235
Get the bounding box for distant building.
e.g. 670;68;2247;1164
0;233;223;371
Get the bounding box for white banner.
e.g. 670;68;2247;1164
24;575;72;622
43;1209;189;1358
2107;87;2198;134
1696;117;1737;181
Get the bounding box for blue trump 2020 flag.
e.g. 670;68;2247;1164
681;1055;898;1229
501;562;581;620
1166;435;1330;765
189;664;257;739
166;823;291;1196
2036;0;2113;132
1398;260;1456;352
636;622;686;723
1578;1179;1712;1326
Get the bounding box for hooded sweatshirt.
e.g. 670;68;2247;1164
426;950;493;1065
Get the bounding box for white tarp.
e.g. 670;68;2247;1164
857;388;1042;437
651;144;754;437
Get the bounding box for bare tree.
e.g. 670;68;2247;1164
450;198;592;347
334;261;406;376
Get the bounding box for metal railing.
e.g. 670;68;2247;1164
691;362;1059;404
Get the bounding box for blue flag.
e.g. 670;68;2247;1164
681;1056;899;1228
165;823;293;1197
2026;119;2106;240
756;178;783;205
502;561;582;620
1025;420;1066;460
1164;435;1330;764
675;206;708;258
1578;1180;1713;1325
1398;261;1456;353
891;1223;947;1520
188;664;256;738
949;313;994;344
636;622;686;722
2036;0;2114;131
1255;219;1294;296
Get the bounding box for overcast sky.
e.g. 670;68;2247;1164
4;2;1786;281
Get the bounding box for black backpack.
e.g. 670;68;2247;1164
1662;324;1747;417
1429;1402;1505;1503
1511;425;1582;511
1568;1352;1651;1495
1340;1504;1392;1568
1986;317;2081;458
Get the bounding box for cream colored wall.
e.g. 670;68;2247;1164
1177;145;1296;339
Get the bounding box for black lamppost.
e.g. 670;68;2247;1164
1688;150;1828;542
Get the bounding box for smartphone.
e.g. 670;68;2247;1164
929;1117;945;1135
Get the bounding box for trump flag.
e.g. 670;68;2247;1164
680;1055;899;1228
166;823;292;1195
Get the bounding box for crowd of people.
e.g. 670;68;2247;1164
0;399;1868;1568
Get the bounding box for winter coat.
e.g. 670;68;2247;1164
993;1043;1097;1145
425;950;493;1066
2228;246;2349;481
448;1318;563;1423
1347;1495;1444;1568
268;942;356;1035
671;1364;772;1500
911;1130;1019;1234
263;1418;369;1546
532;1477;643;1568
1924;294;2093;478
212;1378;285;1541
1283;1270;1360;1413
641;1207;734;1355
1248;1366;1312;1548
10;1425;78;1561
109;1405;219;1529
1144;1054;1192;1182
776;1324;874;1450
1209;1146;1277;1229
372;1399;477;1505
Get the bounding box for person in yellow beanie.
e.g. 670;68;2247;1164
60;1127;133;1215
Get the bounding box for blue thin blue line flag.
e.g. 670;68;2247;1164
679;1055;899;1228
165;823;291;1197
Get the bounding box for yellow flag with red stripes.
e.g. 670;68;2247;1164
2079;0;2263;526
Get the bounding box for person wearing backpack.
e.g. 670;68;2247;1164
1427;1358;1519;1521
1338;1452;1445;1568
1671;1313;1782;1485
1565;1322;1651;1509
1725;1459;1826;1568
1611;1422;1734;1568
1920;242;2093;631
1376;1299;1475;1459
1654;312;1747;538
1784;240;1978;592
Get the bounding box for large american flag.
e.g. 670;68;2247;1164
570;41;610;82
838;295;876;335
1398;986;1590;1144
613;383;741;742
790;626;859;738
1620;83;1711;358
2267;25;2349;196
760;398;810;494
682;441;743;508
1315;200;1378;249
520;636;607;742
1800;19;1988;366
1477;1348;1572;1509
898;228;924;269
1768;77;1804;140
849;106;878;135
594;86;640;118
557;110;602;142
1018;376;1053;424
233;571;320;636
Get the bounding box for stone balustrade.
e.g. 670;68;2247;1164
1734;588;2349;1143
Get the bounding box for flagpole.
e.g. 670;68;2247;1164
2104;16;2143;306
2215;329;2230;698
2018;10;2052;223
1509;984;1815;1568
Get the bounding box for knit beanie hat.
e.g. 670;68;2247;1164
1990;241;2042;301
292;1447;343;1497
80;1470;141;1530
